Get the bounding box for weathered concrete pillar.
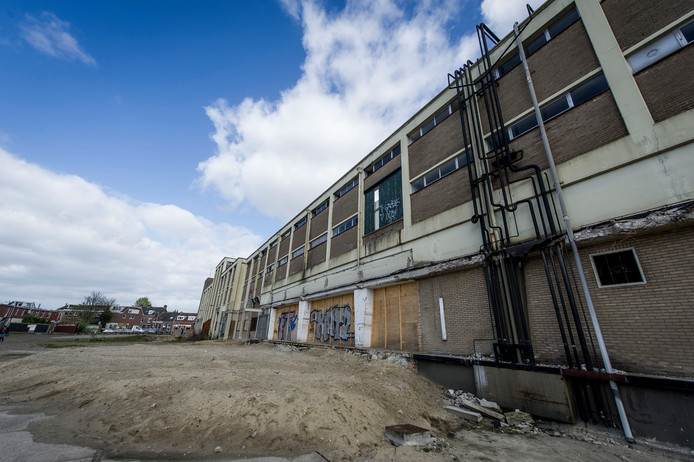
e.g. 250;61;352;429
266;307;277;341
296;300;311;342
354;288;374;348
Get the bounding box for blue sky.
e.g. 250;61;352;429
1;0;312;236
0;0;538;309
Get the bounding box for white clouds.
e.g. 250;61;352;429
480;0;546;35
20;12;96;65
198;0;542;221
198;0;477;220
0;149;261;310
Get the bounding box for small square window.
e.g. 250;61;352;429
590;248;645;287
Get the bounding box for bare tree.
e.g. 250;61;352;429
78;291;116;326
82;291;116;306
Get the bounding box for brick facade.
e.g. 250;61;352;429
602;0;693;51
526;224;694;377
417;268;493;356
408;109;465;178
636;44;694;123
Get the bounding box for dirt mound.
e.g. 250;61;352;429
0;342;450;460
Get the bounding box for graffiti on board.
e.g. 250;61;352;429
277;311;297;341
309;304;351;344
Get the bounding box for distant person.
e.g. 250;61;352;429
0;326;6;343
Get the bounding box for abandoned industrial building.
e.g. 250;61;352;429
195;0;694;447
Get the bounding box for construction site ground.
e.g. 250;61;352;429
0;334;688;461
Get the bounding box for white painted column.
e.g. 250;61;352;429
353;288;374;348
296;300;311;342
575;0;656;150
266;307;277;341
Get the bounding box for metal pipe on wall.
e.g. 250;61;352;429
513;22;634;442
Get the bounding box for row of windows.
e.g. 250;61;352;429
309;233;327;249
333;215;358;237
628;19;694;74
294;215;307;229
486;72;609;149
366;143;401;176
312;199;329;217
494;7;580;80
335;177;358;199
411;150;471;193
408;98;460;144
291;246;304;259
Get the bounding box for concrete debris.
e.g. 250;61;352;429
458;398;506;422
504;409;534;427
444;405;483;423
214;446;222;453
370;351;411;367
479;398;502;413
274;344;308;353
384;424;434;446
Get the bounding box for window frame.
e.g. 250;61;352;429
332;214;358;237
291;245;305;259
312;199;329;217
294;215;307;230
334;177;358;199
589;247;647;288
309;232;327;249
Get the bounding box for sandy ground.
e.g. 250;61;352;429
0;335;687;461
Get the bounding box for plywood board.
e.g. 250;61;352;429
371;282;420;352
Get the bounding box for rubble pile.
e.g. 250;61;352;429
443;389;540;435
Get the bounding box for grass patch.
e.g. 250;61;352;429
43;335;157;348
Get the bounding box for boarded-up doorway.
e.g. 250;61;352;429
371;282;420;351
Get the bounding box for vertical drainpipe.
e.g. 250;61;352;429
356;167;365;270
513;22;634;442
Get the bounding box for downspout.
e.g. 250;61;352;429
513;22;634;442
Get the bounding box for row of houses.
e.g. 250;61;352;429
0;302;197;334
195;0;694;448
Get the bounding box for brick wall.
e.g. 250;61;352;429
365;156;401;190
278;235;290;257
526;225;694;377
508;91;627;181
289;254;304;276
307;243;326;268
408;110;466;178
330;226;357;258
484;18;599;127
418;268;493;356
292;224;307;250
410;168;472;223
602;0;693;51
332;186;358;224
636;44;694;123
309;209;328;239
275;262;287;282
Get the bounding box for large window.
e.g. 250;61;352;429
364;170;402;234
